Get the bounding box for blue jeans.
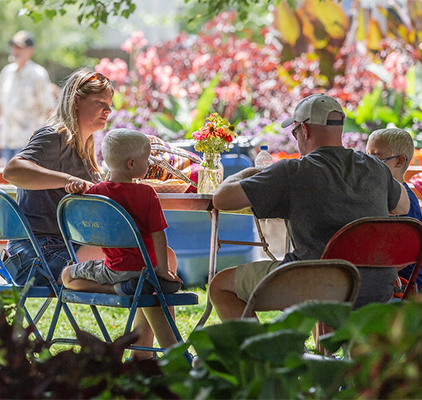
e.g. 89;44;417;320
5;236;81;286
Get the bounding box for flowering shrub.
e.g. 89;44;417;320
193;113;237;153
95;13;421;156
96;12;299;125
332;38;422;137
327;43;380;109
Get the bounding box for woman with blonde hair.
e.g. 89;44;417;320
3;68;113;285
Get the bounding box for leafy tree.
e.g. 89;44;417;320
18;0;138;28
9;0;303;28
0;1;105;82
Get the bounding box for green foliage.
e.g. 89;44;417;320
0;1;102;77
150;74;219;140
343;61;422;139
0;302;177;398
159;300;422;399
160;301;352;399
5;290;422;398
183;0;297;23
9;0;302;27
19;0;137;28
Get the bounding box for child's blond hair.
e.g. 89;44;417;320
369;128;414;171
102;129;150;170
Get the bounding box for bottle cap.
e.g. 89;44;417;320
260;145;268;151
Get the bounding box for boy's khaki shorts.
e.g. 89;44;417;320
70;259;141;285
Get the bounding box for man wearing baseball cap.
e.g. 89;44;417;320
209;93;410;320
0;31;55;163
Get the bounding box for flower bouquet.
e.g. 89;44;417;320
192;113;238;194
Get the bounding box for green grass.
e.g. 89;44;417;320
25;287;313;357
25;287;219;356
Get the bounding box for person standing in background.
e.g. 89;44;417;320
0;31;56;164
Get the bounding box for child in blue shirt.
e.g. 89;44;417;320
367;128;422;290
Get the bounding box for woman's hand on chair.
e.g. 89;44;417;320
65;178;93;194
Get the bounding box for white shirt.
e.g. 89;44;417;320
0;59;56;149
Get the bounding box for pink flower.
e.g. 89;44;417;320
192;54;211;71
95;58;128;85
135;47;159;75
121;31;148;54
389;75;407;93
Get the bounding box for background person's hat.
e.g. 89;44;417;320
282;94;345;128
10;31;35;48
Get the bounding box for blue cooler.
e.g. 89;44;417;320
165;153;256;287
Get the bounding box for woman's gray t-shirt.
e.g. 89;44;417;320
16;126;92;237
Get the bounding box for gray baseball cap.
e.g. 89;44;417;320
10;31;35;48
282;94;345;128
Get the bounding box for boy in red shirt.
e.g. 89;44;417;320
62;128;182;359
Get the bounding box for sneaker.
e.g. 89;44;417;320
120;275;181;296
120;277;141;295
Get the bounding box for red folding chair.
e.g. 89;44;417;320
313;216;422;354
321;216;422;300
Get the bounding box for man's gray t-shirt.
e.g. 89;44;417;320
241;146;401;260
16;126;92;237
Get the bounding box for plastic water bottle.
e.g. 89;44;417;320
255;145;273;169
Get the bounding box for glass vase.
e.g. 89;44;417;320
197;153;224;194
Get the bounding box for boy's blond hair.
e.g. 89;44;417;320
102;128;150;170
369;128;414;171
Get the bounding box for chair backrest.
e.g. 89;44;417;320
241;259;360;318
321;217;422;299
57;194;153;268
321;217;422;267
0;189;54;285
0;189;34;240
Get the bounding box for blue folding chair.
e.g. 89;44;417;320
0;189;65;341
47;194;198;361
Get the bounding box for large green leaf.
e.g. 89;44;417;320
268;306;317;335
112;91;124;111
302;353;352;395
149;113;185;138
240;329;308;363
354;86;383;125
406;62;422;109
373;105;400;126
277;301;352;330
158;341;192;373
273;2;301;46
162;96;180;117
190;320;267;363
343;117;365;133
329;302;402;344
304;0;349;40
260;370;305;400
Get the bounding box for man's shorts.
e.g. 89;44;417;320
70;260;141;285
235;260;283;303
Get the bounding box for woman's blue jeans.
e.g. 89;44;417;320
5;236;80;286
